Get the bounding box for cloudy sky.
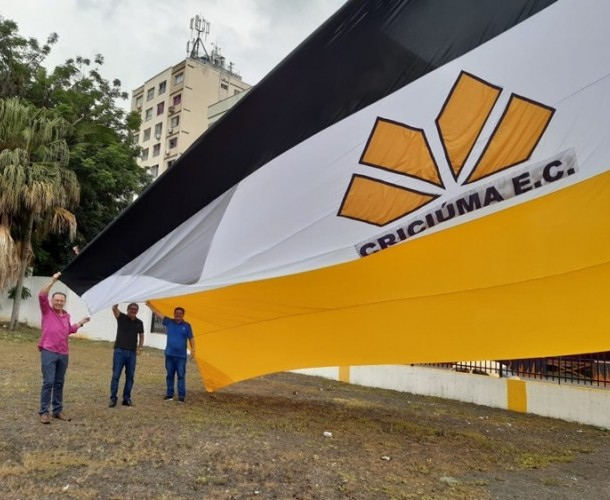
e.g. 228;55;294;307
1;0;346;104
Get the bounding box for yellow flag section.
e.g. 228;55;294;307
150;171;610;392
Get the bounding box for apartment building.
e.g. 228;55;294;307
131;56;251;178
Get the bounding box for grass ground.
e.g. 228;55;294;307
1;323;609;499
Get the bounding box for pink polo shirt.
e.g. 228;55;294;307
38;292;79;355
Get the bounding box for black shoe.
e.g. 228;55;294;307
122;399;134;407
109;399;117;408
178;397;185;403
164;396;174;401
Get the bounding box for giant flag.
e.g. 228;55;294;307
62;0;610;391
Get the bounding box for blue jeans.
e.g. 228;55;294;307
110;348;137;401
165;355;187;398
40;349;69;415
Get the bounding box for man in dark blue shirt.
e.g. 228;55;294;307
109;303;145;407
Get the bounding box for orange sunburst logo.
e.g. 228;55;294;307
338;71;555;227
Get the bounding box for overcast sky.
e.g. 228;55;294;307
0;0;346;105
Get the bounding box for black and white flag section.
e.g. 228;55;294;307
62;0;610;391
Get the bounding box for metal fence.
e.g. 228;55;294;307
422;351;610;387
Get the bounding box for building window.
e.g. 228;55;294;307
154;123;162;139
151;314;165;333
141;148;149;161
170;115;180;128
143;128;151;141
153;143;161;157
157;102;165;115
158;81;167;94
135;95;143;108
172;94;182;106
146;88;155;101
150;164;159;178
220;83;228;90
233;89;239;95
169;137;178;149
174;72;184;84
167;160;175;168
144;108;153;121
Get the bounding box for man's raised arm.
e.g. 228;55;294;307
40;272;61;296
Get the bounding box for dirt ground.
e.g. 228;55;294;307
1;324;609;499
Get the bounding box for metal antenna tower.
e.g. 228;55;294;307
186;15;210;59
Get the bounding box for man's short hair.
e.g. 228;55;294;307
174;307;185;314
127;303;139;310
51;292;67;299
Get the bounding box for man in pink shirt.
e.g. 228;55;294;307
38;272;90;424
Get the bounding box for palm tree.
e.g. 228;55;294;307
0;97;80;330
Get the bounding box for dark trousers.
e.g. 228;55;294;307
165;355;187;398
40;349;69;415
110;348;137;402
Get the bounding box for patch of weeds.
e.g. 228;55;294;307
541;477;562;486
20;449;91;480
453;429;495;449
331;397;378;409
102;447;161;468
0;324;40;342
0;463;25;478
515;451;573;469
567;446;594;454
415;463;431;475
387;420;440;441
337;470;357;492
468;479;491;486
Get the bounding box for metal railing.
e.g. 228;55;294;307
421;351;610;387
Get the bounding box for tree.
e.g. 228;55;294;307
0;97;79;330
39;56;148;257
32;56;149;270
0;17;57;100
0;17;149;272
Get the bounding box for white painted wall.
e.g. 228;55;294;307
0;276;168;351
352;365;508;408
299;365;610;429
527;382;610;428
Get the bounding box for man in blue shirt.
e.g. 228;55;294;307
160;307;195;403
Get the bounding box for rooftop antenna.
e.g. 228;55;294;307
210;42;226;69
188;15;210;59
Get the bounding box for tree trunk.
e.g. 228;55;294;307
9;214;34;331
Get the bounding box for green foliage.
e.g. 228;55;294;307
0;97;78;292
70;141;149;246
0;16;150;272
8;285;31;300
0;18;57;99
